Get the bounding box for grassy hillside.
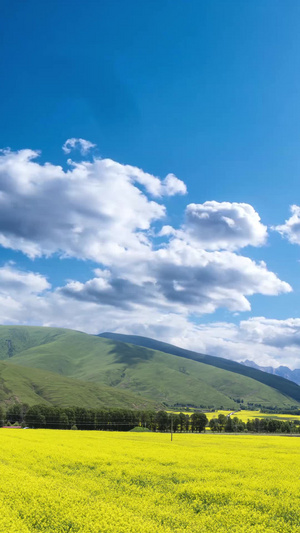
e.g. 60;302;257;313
1;326;299;409
100;332;300;405
0;326;74;360
0;360;156;409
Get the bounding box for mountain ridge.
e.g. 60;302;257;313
99;332;300;403
0;325;299;410
241;359;300;386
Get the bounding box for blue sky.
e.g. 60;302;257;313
1;0;300;367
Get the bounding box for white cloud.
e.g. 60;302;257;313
162;201;268;250
59;242;291;317
0;149;172;262
0;149;187;264
94;161;187;198
190;318;300;369
274;205;300;245
154;242;291;312
0;145;296;368
239;317;300;349
0;264;50;296
161;173;187;196
111;316;300;370
0;267;298;367
0;264;50;325
62;138;96;155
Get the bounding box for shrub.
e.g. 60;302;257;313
129;426;150;432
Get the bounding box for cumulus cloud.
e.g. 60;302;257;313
61;269;159;311
62;138;96;155
153;244;291;312
115;316;300;369
0;149;180;262
0;262;289;334
0;148;187;263
162;201;268;250
0;144;295;366
0;266;298;367
239;317;300;349
0;264;50;324
274;205;300;245
0;264;50;296
58;241;291;317
161;173;187;196
185;318;300;369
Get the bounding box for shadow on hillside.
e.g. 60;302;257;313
106;341;155;366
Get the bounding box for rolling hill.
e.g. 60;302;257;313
0;360;156;409
0;325;299;409
100;332;300;405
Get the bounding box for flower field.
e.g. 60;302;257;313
204;409;300;423
0;430;300;532
234;410;300;422
170;410;300;423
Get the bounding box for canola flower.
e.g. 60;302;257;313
169;409;300;423
232;410;300;422
0;430;300;532
199;409;300;423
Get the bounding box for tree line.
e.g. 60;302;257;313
209;413;300;433
3;404;208;432
2;404;300;433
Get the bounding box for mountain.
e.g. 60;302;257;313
0;360;156;409
0;325;296;410
242;360;300;386
99;332;300;405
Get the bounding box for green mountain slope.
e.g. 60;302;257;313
0;360;156;409
100;332;300;405
1;326;299;409
0;326;74;360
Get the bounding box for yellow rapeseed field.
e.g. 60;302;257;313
235;410;300;422
0;430;299;532
203;409;300;423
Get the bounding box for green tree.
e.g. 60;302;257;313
0;406;4;427
217;414;227;431
232;416;245;432
209;418;220;432
65;407;76;428
225;416;233;432
25;405;46;428
178;412;189;432
155;411;169;432
6;403;29;424
59;412;69;429
191;413;208;432
172;414;180;433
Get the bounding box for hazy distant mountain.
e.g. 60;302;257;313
241;360;300;386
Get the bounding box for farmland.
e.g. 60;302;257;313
1;430;300;532
204;410;300;423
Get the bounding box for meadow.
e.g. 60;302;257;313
0;430;300;532
2;326;299;410
204;409;300;423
